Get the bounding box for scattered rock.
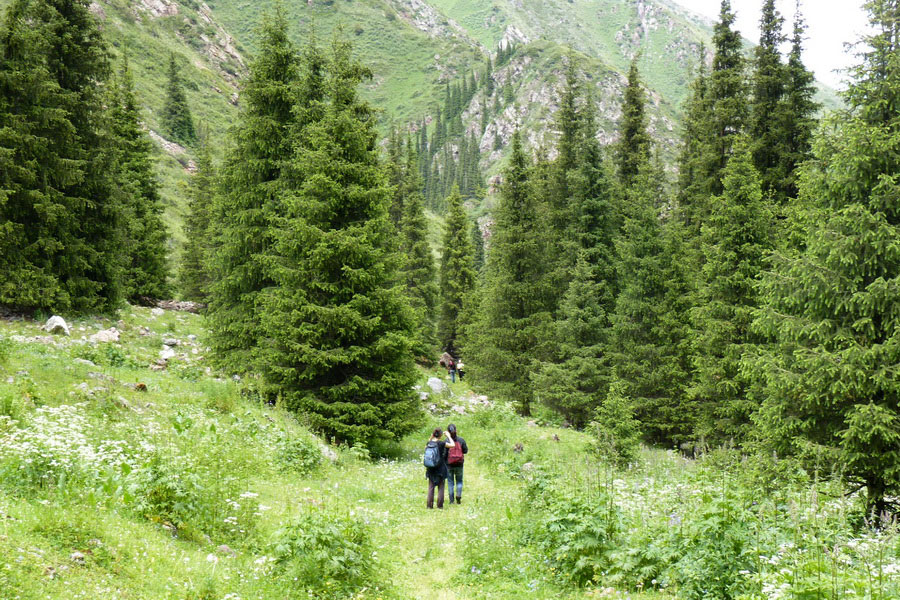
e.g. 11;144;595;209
150;308;165;317
452;405;466;414
526;420;537;427
133;383;147;392
521;462;534;472
73;358;97;368
231;374;240;382
419;391;429;400
216;544;236;557
149;360;167;371
89;328;120;343
162;338;178;347
70;551;86;564
157;300;206;313
552;434;560;442
320;444;338;462
513;442;524;453
187;334;197;342
159;347;176;361
426;377;446;394
139;326;152;336
43;316;70;336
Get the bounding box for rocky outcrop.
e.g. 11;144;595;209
43;316;70;336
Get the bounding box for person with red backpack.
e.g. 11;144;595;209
424;427;455;509
446;423;468;504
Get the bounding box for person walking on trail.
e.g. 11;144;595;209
424;427;455;509
448;359;457;383
457;360;465;381
446;423;468;505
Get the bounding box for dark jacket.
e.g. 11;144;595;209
425;440;449;483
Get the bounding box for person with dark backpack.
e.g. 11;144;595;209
424;427;455;509
446;423;468;505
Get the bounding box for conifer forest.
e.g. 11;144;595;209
2;0;900;598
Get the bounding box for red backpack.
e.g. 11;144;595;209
447;438;464;465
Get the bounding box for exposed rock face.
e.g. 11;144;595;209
136;0;179;18
426;377;446;394
43;316;70;336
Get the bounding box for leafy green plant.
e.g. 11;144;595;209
275;433;322;476
531;491;619;587
271;507;381;598
0;335;12;367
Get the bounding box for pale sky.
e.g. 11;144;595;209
675;0;870;89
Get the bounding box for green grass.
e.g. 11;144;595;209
3;309;899;598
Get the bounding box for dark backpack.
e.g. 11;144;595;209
447;438;464;465
423;441;440;468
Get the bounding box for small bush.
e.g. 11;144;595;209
530;490;619;587
275;433;322;476
271;507;381;598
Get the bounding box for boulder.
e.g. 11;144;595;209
43;316;70;336
89;328;119;343
73;358;97;368
159;347;176;361
426;377;446;394
319;444;338;462
150;307;165;317
162;338;179;347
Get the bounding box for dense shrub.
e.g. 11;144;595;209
271;507;381;598
274;432;323;475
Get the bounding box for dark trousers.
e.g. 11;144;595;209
427;478;445;508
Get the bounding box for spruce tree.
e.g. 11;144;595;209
608;161;693;445
774;10;819;203
749;0;900;515
110;56;170;303
437;186;476;355
162;53;196;145
0;0;122;313
615;58;652;188
690;137;772;443
179;136;216;302
705;0;747;197
464;132;555;415
676;44;712;231
207;9;302;373
749;0;786;200
399;141;438;357
260;35;419;446
532;254;607;428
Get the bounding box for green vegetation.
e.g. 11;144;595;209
1;310;899;599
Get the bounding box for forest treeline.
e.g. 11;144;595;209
2;0;899;515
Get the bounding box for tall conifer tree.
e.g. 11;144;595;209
400;141;438;357
690;137;772;443
774;9;819;202
110;56;170;303
207;8;302;372
162;53;195;145
750;0;900;515
616;58;652;188
260;35;419;446
0;0;122;313
676;44;712;231
179;137;216;302
464;132;555;415
608;161;693;445
705;0;747;197
749;0;786;199
437;186;476;355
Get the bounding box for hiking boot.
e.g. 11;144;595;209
448;496;454;505
456;497;461;504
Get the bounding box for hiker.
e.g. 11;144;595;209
446;423;468;504
424;427;455;509
457;360;465;381
448;358;457;383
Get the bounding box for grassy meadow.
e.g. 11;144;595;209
1;309;898;599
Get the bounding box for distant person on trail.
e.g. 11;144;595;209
446;423;468;505
457;360;465;381
424;427;455;509
439;351;458;383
